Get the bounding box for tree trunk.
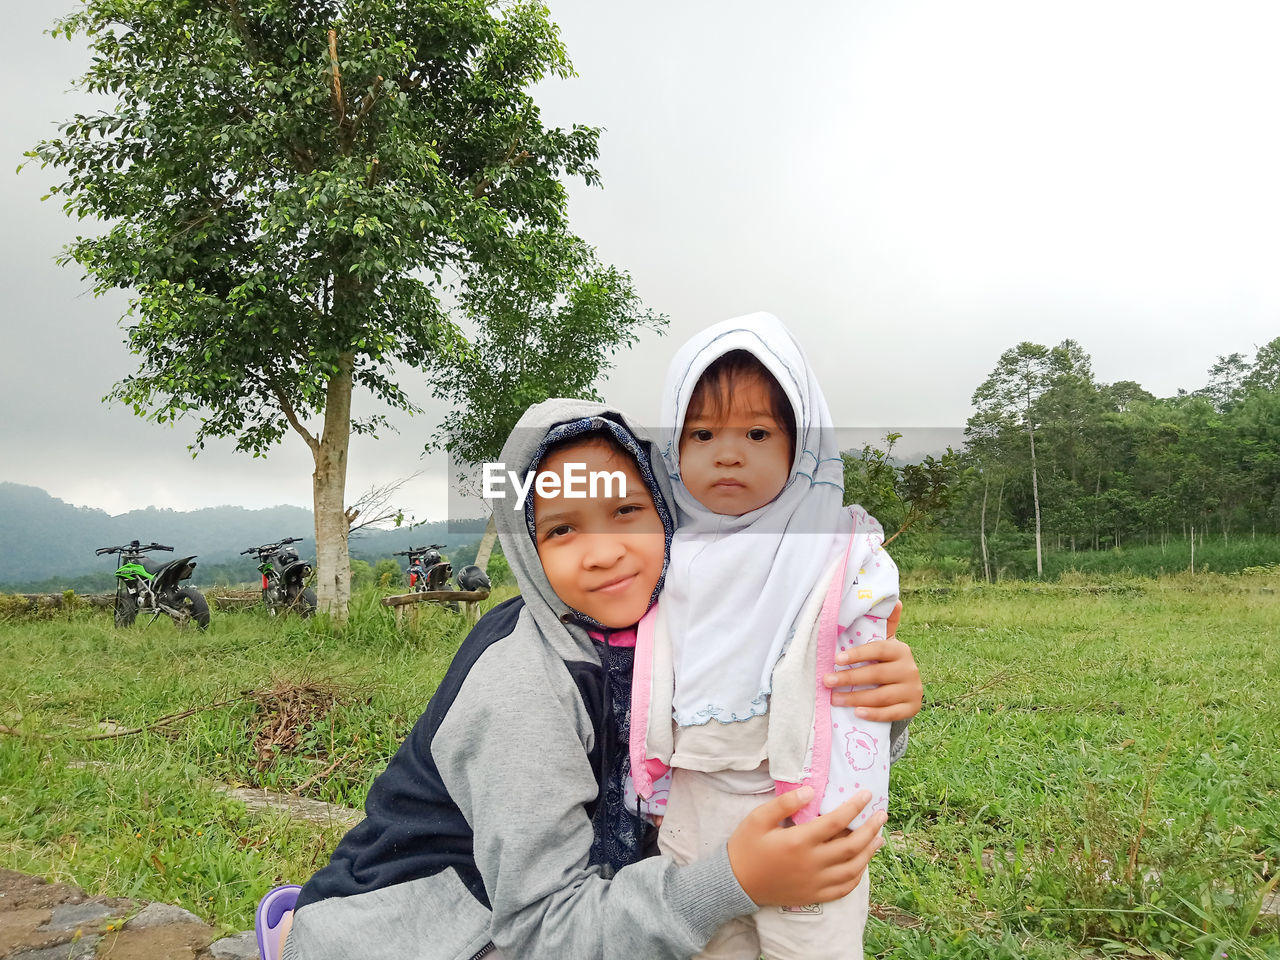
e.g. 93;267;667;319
1190;523;1195;574
979;474;991;584
992;477;1005;539
1027;416;1044;578
313;352;356;621
1094;470;1102;551
991;476;1005;580
474;513;499;573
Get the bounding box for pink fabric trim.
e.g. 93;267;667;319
785;522;855;824
608;627;637;648
629;604;663;799
645;757;670;782
588;628;635;647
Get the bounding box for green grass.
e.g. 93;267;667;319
1;577;1278;958
900;534;1280;583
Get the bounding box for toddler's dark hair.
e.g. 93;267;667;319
686;350;797;449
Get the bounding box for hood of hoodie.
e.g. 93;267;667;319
489;399;675;652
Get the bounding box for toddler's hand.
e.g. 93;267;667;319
726;787;885;906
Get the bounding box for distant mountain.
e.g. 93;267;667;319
0;483;485;590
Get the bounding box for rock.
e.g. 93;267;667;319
39;901;119;931
209;930;261;959
217;785;362;830
126;901;207;929
9;936;100;959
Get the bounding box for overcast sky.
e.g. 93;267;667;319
3;1;1278;519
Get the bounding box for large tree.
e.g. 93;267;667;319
968;341;1081;577
429;228;665;572
27;0;614;618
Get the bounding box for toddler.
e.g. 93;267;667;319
631;314;914;960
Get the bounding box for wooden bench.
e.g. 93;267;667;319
380;588;491;623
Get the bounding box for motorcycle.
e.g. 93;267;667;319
95;540;210;629
241;537;317;617
393;544;453;593
393;544;458;610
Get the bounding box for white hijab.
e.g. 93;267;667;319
659;313;852;726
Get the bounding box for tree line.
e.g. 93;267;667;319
844;337;1280;580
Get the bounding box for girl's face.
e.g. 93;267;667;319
533;439;667;627
679;371;792;516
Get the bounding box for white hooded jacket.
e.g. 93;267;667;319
629;313;906;824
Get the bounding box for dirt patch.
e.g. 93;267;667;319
0;908;55;956
0;871;135;958
0;869;252;960
95;922;214;960
0;870;88;911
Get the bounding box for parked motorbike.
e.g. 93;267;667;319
393;544;459;610
241;537;317;616
95;540;210;629
393;544;453;593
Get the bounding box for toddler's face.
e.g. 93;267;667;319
679;372;792;516
533;439;666;627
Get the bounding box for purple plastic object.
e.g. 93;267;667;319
254;884;301;960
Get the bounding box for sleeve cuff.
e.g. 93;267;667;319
888;717;911;764
667;842;758;944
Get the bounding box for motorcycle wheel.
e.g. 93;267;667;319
287;586;318;618
114;585;138;627
264;585;283;617
173;586;211;629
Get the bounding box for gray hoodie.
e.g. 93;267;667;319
283;400;756;960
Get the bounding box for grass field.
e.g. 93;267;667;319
1;573;1278;959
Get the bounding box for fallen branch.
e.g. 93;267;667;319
82;695;253;740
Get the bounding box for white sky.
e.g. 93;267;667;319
2;0;1277;516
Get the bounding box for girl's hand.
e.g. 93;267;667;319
726;787;886;906
824;603;923;721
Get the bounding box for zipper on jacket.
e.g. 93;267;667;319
467;942;495;960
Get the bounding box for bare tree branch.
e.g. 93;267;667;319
347;471;424;536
